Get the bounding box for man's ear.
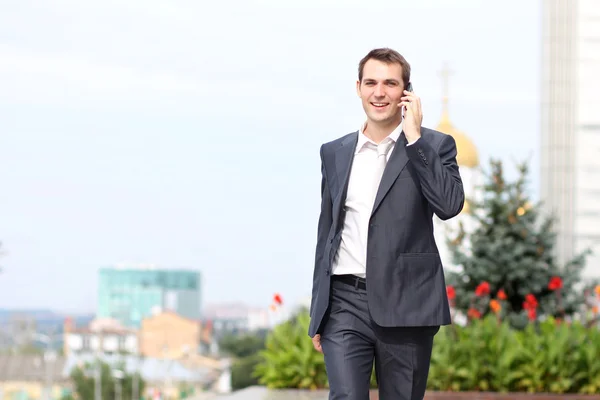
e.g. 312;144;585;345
356;80;361;97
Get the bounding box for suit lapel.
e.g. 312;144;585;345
332;132;358;220
371;132;409;216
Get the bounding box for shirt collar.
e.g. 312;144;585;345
355;121;402;154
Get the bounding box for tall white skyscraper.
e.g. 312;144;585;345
541;0;600;277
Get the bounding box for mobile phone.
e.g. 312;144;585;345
402;82;413;119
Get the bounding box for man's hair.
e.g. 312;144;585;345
358;48;411;87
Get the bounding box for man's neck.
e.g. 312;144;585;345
363;118;402;144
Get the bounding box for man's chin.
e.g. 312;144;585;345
366;113;398;124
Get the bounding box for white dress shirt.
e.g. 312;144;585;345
331;121;417;278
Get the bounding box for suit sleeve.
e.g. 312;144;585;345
405;134;465;220
310;145;333;318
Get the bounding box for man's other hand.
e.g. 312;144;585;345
312;334;323;353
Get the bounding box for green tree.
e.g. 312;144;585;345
231;353;263;390
178;382;196;398
254;311;328;389
218;332;266;390
445;159;595;327
70;360;145;400
219;332;266;358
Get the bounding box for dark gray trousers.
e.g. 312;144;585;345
320;277;439;400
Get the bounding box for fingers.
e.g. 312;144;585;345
399;90;423;136
401;89;416;99
312;335;323;353
401;91;420;106
400;91;422;116
399;101;416;117
401;91;416;103
401;90;420;103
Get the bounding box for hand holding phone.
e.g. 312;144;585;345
399;83;423;142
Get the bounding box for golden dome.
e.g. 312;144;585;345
461;199;471;214
436;104;479;168
434;64;479;169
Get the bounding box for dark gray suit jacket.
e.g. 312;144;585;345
308;127;465;337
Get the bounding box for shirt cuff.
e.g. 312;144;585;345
406;137;420;146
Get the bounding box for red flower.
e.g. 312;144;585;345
525;293;536;303
467;308;481;319
475;281;491;297
523;294;538;310
527;308;537;321
489;299;501;314
548;276;563;291
446;285;456;300
497;289;507;300
273;293;283;306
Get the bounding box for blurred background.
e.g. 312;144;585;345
0;0;599;399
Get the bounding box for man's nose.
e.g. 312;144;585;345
374;84;385;97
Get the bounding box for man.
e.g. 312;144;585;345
308;48;464;400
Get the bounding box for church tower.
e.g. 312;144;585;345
433;64;480;272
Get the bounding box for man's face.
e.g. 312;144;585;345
356;59;405;126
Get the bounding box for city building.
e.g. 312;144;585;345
98;265;202;328
63;317;138;356
541;0;600;278
139;310;212;359
61;353;223;397
203;303;270;338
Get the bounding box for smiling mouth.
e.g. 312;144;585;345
371;102;389;109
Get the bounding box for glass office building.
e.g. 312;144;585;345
98;266;202;328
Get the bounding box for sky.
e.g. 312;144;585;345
0;0;541;314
